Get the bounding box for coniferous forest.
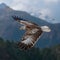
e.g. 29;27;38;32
0;37;60;60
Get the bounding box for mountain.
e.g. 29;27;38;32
0;3;60;48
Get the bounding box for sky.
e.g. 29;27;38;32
0;0;60;23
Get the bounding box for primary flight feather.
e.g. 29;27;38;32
12;16;51;50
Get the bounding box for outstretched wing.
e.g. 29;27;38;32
12;16;38;26
18;28;43;50
12;16;43;50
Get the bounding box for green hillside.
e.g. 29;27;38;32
0;37;60;60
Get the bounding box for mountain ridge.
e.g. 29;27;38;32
0;3;60;48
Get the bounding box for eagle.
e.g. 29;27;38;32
12;16;51;50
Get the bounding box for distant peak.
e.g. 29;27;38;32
0;3;9;9
0;3;6;6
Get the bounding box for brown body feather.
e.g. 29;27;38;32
18;25;43;50
12;16;50;50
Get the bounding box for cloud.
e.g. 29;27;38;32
0;0;6;3
9;0;29;11
9;0;42;12
0;0;12;4
38;8;52;20
44;0;59;4
30;8;52;20
0;0;59;22
11;3;27;11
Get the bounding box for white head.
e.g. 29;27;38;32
41;26;51;32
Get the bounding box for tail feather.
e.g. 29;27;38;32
18;42;33;50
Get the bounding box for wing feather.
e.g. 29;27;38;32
12;16;43;50
12;16;38;26
18;27;43;50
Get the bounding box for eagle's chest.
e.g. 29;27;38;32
32;28;43;41
28;28;39;34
